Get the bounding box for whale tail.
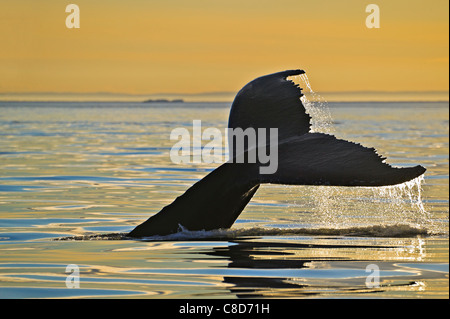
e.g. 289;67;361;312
266;133;426;187
128;70;426;237
128;162;260;237
127;135;425;237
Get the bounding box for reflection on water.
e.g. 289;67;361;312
205;238;447;298
0;237;448;298
0;101;448;298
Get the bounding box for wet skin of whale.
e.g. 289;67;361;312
128;70;426;237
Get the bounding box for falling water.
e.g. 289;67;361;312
290;73;334;133
287;174;434;234
286;73;432;233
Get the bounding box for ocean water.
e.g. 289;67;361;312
0;101;448;299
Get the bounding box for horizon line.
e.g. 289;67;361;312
0;90;448;103
1;90;448;95
0;100;448;104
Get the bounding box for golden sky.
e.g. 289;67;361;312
0;0;448;100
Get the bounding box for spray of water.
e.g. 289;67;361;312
289;74;334;134
374;175;431;225
286;73;432;233
290;175;433;234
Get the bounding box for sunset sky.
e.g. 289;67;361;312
0;0;448;101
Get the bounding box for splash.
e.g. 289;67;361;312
291;166;433;233
56;176;435;242
55;223;430;241
287;73;432;233
374;175;431;227
289;73;334;134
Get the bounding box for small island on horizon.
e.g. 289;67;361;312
143;98;184;103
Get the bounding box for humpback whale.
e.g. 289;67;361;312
128;69;426;237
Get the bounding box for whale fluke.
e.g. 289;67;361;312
266;133;426;187
128;70;426;237
229;69;311;139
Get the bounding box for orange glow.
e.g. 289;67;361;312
0;0;448;100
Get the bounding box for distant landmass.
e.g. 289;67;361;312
143;98;184;103
0;91;448;102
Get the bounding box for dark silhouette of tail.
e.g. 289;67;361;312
128;70;426;237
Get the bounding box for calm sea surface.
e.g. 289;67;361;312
0;101;448;299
